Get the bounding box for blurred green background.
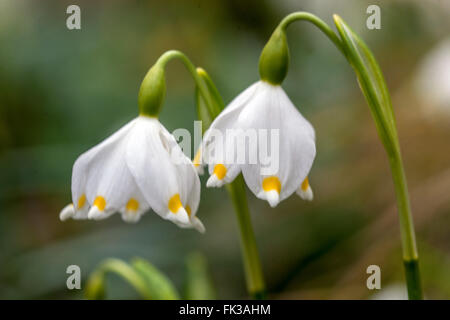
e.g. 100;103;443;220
0;0;449;299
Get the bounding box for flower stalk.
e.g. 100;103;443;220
226;176;266;299
266;12;422;299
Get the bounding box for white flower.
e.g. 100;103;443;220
59;116;205;233
202;80;316;207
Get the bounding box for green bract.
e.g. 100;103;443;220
258;27;290;85
138;65;166;117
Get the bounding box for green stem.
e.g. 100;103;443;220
390;153;423;299
158;51;266;298
404;259;423;300
278;12;345;55
226;176;266;299
156;50;222;118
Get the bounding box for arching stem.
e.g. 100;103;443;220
155;50;222;118
278;12;345;54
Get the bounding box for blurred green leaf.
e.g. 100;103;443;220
131;258;180;300
85;270;105;300
184;252;216;300
85;258;152;300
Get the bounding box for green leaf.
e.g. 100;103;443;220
334;14;422;299
131;258;180;300
84;270;105;300
195;84;213;133
85;258;152;300
184;252;216;300
333;14;400;156
195;67;225;130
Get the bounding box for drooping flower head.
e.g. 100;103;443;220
59;59;204;232
201;28;315;207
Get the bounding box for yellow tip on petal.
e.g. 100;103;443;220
262;176;281;194
185;205;191;217
301;177;309;192
77;194;86;209
93;196;106;211
168;194;183;214
126;198;139;212
213;164;227;180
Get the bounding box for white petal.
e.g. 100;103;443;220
59;204;75;221
71;119;138;216
119;188;150;223
296;184;314;201
165;206;190;225
206;173;222;188
258;190;280;207
120;209;145;223
276;86;315;199
126;118;199;221
202;83;263;186
59;203;89;221
191;217;205;233
124;117;203;230
241;83;316;203
125;118;177;216
173;215;206;233
202;82;260;167
73;206;89;220
179;164;201;216
160;124;203;229
203;82;259;144
88;206;114;220
159;126;200;210
85;141;136;211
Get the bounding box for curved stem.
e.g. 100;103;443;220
156;50;222;118
278;12;345;55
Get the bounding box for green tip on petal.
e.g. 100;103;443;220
258;27;290;85
138;64;166;117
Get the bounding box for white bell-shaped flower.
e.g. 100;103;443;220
59;116;204;233
202;80;315;207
